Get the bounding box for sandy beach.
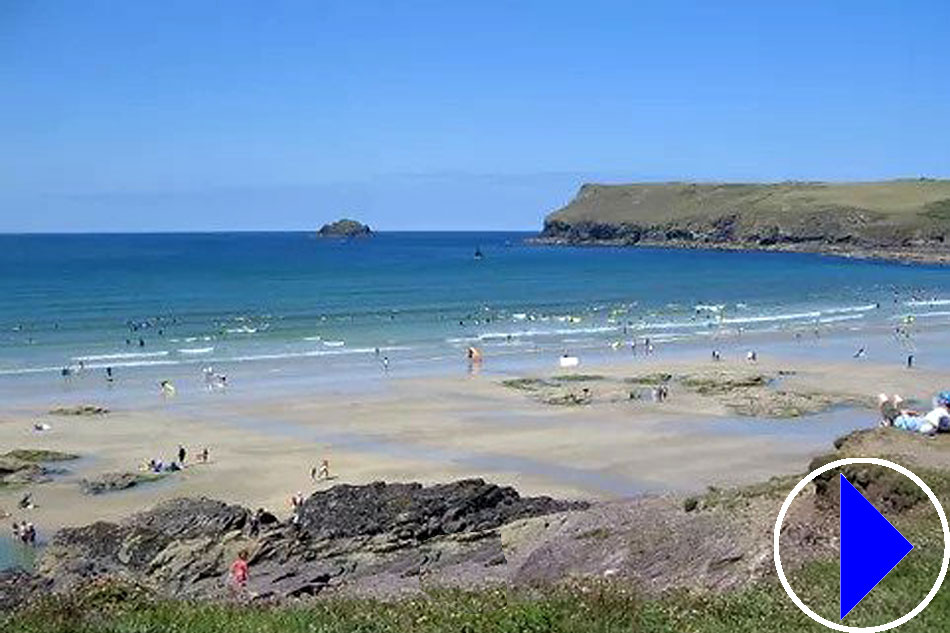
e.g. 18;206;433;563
3;342;946;536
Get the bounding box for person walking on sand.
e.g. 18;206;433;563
229;550;250;599
178;445;186;465
318;459;330;480
200;447;209;463
907;354;915;369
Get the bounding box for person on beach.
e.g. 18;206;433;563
746;350;758;362
318;459;330;480
160;380;176;397
229;550;250;598
877;394;904;427
18;493;33;510
907;354;915;369
23;522;36;545
382;356;390;372
200;447;209;463
248;509;262;537
879;393;950;435
711;349;721;362
178;445;186;465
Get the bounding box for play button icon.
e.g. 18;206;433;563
839;474;914;619
774;457;950;632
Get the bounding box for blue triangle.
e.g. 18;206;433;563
840;474;914;619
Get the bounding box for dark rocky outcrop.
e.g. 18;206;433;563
30;480;581;603
536;181;950;263
79;472;166;495
0;570;51;611
0;450;78;486
317;219;372;238
296;479;576;541
49;405;109;416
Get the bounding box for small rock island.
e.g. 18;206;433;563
317;218;373;238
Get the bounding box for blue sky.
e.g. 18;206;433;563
2;0;948;231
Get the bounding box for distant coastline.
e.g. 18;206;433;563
533;180;950;265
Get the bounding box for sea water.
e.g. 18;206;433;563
1;232;949;405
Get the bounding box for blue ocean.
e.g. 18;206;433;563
1;232;949;403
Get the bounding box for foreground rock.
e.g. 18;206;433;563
34;479;582;601
317;218;372;238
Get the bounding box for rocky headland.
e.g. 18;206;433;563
536;180;950;264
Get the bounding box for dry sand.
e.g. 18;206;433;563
1;352;945;533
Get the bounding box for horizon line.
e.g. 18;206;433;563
0;228;540;236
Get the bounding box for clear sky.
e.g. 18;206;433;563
2;0;948;232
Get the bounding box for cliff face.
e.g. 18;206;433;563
538;181;950;262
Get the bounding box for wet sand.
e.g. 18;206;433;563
0;347;946;539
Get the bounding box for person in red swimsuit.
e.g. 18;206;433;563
229;549;250;599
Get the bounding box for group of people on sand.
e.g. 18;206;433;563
879;392;950;435
9;492;38;547
158;367;232;398
144;445;209;473
11;521;37;546
203;366;228;390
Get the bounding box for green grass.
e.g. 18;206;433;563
7;451;950;632
921;199;950;221
6;554;950;633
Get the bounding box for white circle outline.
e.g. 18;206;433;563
773;457;950;632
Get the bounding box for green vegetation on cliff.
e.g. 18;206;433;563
539;180;950;262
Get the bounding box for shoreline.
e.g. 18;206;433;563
528;236;950;266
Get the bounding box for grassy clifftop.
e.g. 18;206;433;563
538;180;950;262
